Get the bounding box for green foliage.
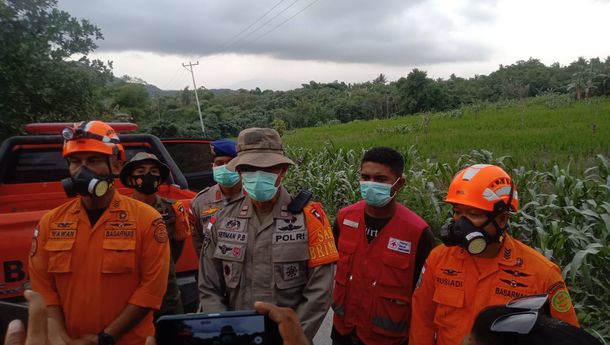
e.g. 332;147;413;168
282;148;609;343
283;95;610;171
0;0;112;140
271;118;287;136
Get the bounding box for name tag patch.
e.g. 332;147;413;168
388;237;411;254
104;222;137;238
342;219;359;228
105;230;135;238
49;230;76;239
273;231;307;244
218;230;248;243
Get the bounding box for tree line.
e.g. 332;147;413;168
2;0;610;140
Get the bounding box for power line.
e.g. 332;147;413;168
216;0;287;52
251;0;321;44
158;65;183;91
205;0;300;58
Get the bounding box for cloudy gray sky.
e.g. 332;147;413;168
58;0;610;90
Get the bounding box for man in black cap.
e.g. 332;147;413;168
199;128;339;341
191;139;243;258
120;152;192;317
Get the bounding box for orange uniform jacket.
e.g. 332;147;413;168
409;234;579;345
29;192;170;345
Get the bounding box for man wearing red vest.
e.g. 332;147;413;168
331;147;435;345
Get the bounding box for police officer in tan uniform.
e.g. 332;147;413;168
191;139;243;258
120;152;192;317
199;128;339;341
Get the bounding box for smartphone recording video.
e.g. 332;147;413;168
156;310;282;345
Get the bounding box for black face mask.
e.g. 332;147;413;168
132;173;160;195
61;166;114;198
441;217;495;255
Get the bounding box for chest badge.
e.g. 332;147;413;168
387;237;411;254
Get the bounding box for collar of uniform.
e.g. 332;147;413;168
449;245;469;260
218;184;246;204
237;194;254;218
213;184;223;202
227;186;246;203
107;191;125;213
69;196;82;214
153;194;167;212
498;234;522;267
69;190;122;214
450;234;521;264
272;187;294;220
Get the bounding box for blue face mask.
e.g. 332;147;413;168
360;179;399;207
213;165;240;187
241;170;280;202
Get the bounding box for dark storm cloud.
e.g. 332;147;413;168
58;0;496;65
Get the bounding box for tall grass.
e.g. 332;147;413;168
282;95;610;171
283;147;610;343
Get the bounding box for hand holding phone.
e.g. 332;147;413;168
253;302;309;345
156;310;282;345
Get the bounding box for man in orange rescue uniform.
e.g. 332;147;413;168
331;147;435;345
409;164;579;345
29;120;170;345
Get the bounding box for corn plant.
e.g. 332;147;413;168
284;147;610;343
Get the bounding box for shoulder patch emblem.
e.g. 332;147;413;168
152;218;168;243
551;290;572;313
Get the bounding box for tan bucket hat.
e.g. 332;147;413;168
226;127;294;171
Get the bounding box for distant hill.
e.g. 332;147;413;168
143;83;237;97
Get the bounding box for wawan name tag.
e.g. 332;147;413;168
342;219;359;228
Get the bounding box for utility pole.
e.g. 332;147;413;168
182;61;205;134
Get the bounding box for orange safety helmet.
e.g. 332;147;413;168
445;164;518;212
62;121;126;161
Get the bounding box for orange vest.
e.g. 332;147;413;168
333;201;428;345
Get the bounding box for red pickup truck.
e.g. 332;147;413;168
0;123;207;314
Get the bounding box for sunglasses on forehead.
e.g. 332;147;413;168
490;294;550;334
